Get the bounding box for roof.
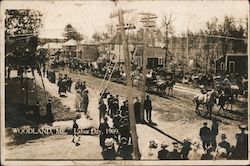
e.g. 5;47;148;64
226;53;247;57
41;42;63;49
79;39;98;45
214;53;247;62
133;45;168;57
99;32;143;45
63;39;77;46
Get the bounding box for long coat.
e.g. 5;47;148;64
75;93;82;110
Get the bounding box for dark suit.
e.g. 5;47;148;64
144;99;152;122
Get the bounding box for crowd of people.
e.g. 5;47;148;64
56;73;73;96
97;89;157;160
74;80;89;115
140;120;248;160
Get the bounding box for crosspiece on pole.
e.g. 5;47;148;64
116;24;136;30
110;9;135;18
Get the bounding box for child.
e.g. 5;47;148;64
72;119;80;145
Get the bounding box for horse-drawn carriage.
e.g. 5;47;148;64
145;70;175;96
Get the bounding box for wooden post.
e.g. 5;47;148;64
139;13;157;123
118;9;141;160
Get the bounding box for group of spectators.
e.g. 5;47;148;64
98;90;133;160
141;120;247;160
198;120;248;160
74;80;89;114
97;89;156;160
57;74;73;96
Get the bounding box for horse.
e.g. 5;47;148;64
193;90;217;118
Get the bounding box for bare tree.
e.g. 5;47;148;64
161;13;175;69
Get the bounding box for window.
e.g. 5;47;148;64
111;44;115;51
220;62;224;71
158;57;163;65
229;61;235;73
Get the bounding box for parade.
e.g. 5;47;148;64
2;0;249;164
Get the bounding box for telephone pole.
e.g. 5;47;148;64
139;12;157;123
110;9;141;160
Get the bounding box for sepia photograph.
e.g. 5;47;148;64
1;0;249;165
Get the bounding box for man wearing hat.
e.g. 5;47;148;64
218;133;230;156
235;124;248;159
199;122;211;150
99;117;110;149
111;99;119;118
46;99;54;125
121;100;129;116
144;95;152;123
99;100;107;122
180;137;192;159
102;138;116;160
107;94;114;115
211;118;219;149
134;97;141;123
158;142;169;160
82;90;89;114
117;137;133;160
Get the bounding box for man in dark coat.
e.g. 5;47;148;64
121;100;129;117
102;138;116;160
99;117;110;149
46;99;54;125
134;97;141;124
158;142;169;160
180;138;192;160
111;100;119;117
82;90;89;114
99;100;107;122
211;118;219;149
235;125;248;159
67;77;73;92
107;94;114;115
218;133;230;156
113;110;121;129
199;122;211;150
144;95;152;123
117;137;133;160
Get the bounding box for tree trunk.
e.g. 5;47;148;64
20;68;24;104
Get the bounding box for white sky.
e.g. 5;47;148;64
2;0;248;39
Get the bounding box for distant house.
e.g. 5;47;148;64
133;45;168;69
41;42;63;56
98;32;143;63
215;53;248;75
76;40;100;61
39;37;65;45
62;39;78;58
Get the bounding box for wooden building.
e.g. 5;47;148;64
215;53;248;75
